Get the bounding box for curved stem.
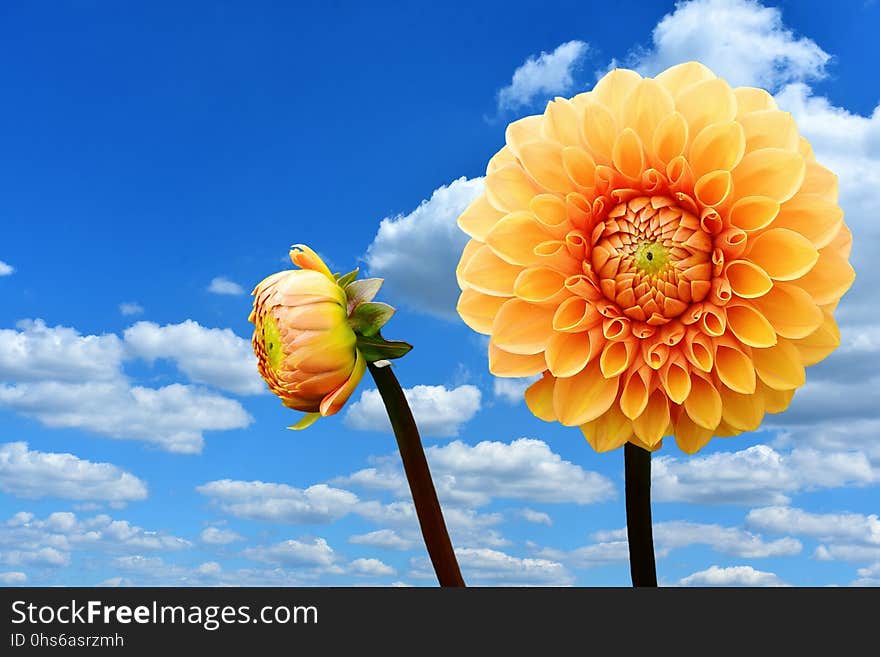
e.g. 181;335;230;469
368;362;465;587
625;442;657;587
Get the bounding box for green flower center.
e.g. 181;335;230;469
633;240;669;275
262;314;284;372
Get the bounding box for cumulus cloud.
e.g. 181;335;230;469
0;319;254;453
519;508;553;526
348;529;414;551
365;177;484;318
633;0;829;89
242;538;338;568
492;377;539;404
118;302;144;316
344;384;481;437
497;40;589;111
0;571;27;584
0;442;147;504
0;260;13;276
348;558;395;577
679;565;788;587
123;320;264;395
652;445;875;506
199;526;243;545
411;548;573;586
207;276;245;295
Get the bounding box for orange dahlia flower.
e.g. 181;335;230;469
456;61;854;454
250;244;405;430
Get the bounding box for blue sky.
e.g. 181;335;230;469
1;0;878;587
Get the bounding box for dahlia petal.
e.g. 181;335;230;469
726;259;773;299
633;389;671;447
552;360;620;426
714;342;756;394
455;239;483;290
524;373;557;421
487;146;517;173
457;288;508;335
545;328;600;377
561;146;597;188
622;78;675;150
518;141;571;193
485;211;552;266
530;194;571;236
651;112;689;166
612;128;647;180
289;330;357;374
288;412;321;431
600;339;635;378
290;244;334;279
277;301;347;330
798;136;815;161
319;349;367;416
683;328;714;372
485;163;539;213
739;109;800;152
728;195;780;232
580;403;632;452
725;302;777;348
591;68;642;119
460;245;523;296
552;296;603;332
747;228;819;281
758;380;795;414
676;77;737;138
673;413;714;455
271;269;347;306
790;310;840;366
684;374;722;430
491;298;555;355
458;194;506;241
504;115;544;159
800;161;838;201
731;148;805;203
733;86;777;116
827;223;853;259
714;420;743;438
752;283;823;339
655;61;716;96
544;97;581;146
790;247;855;308
694;170;732;207
659;356;691;404
514;267;568;304
580;101;618;162
688;121;745;177
620;367;651;420
719;384;764;431
488;342;547;377
773;194;844;249
753;339;805;390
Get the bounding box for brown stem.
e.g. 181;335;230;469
625;442;657;587
367;362;465;587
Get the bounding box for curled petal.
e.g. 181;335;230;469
684;373;722;430
726;301;778;348
552;360;620;426
319;349;367;416
652;112;689;166
488;342;547;377
676;77;736;137
753;338;806;390
751;283;823;339
726;260;773;299
525;373;557;422
747;228;819;281
718;384;764;431
519;141;571;193
688;121;745;177
732;148;805;203
581;403;632;452
492;299;555;355
633;389;671;447
729;195;780;232
714;339;756;394
674;413;714;454
546;328;602;377
486;211;553;266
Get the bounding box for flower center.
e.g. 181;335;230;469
590;196;712;326
261;313;284;372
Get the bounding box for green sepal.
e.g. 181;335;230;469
336;267;360;288
349;301;395;337
356;332;412;362
344;278;384;313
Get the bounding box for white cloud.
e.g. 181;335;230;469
0;571;26;584
493;376;540;404
197;480;361;524
652;445;874;506
0;381;251;454
348;558;395;577
537;540;632;570
747;507;880;546
199;526;243;545
365;176;483;318
633;0;829;89
0;260;14;276
679;565;788;587
344;384;481;437
123;320;263;395
242;537;338;568
118;302;144;316
348;529;414;551
519;508;553;526
497;40;589;111
454;548;573;586
207;276;245;295
0;442;147;504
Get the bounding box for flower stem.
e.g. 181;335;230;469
367;362;465;587
624;442;657;587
